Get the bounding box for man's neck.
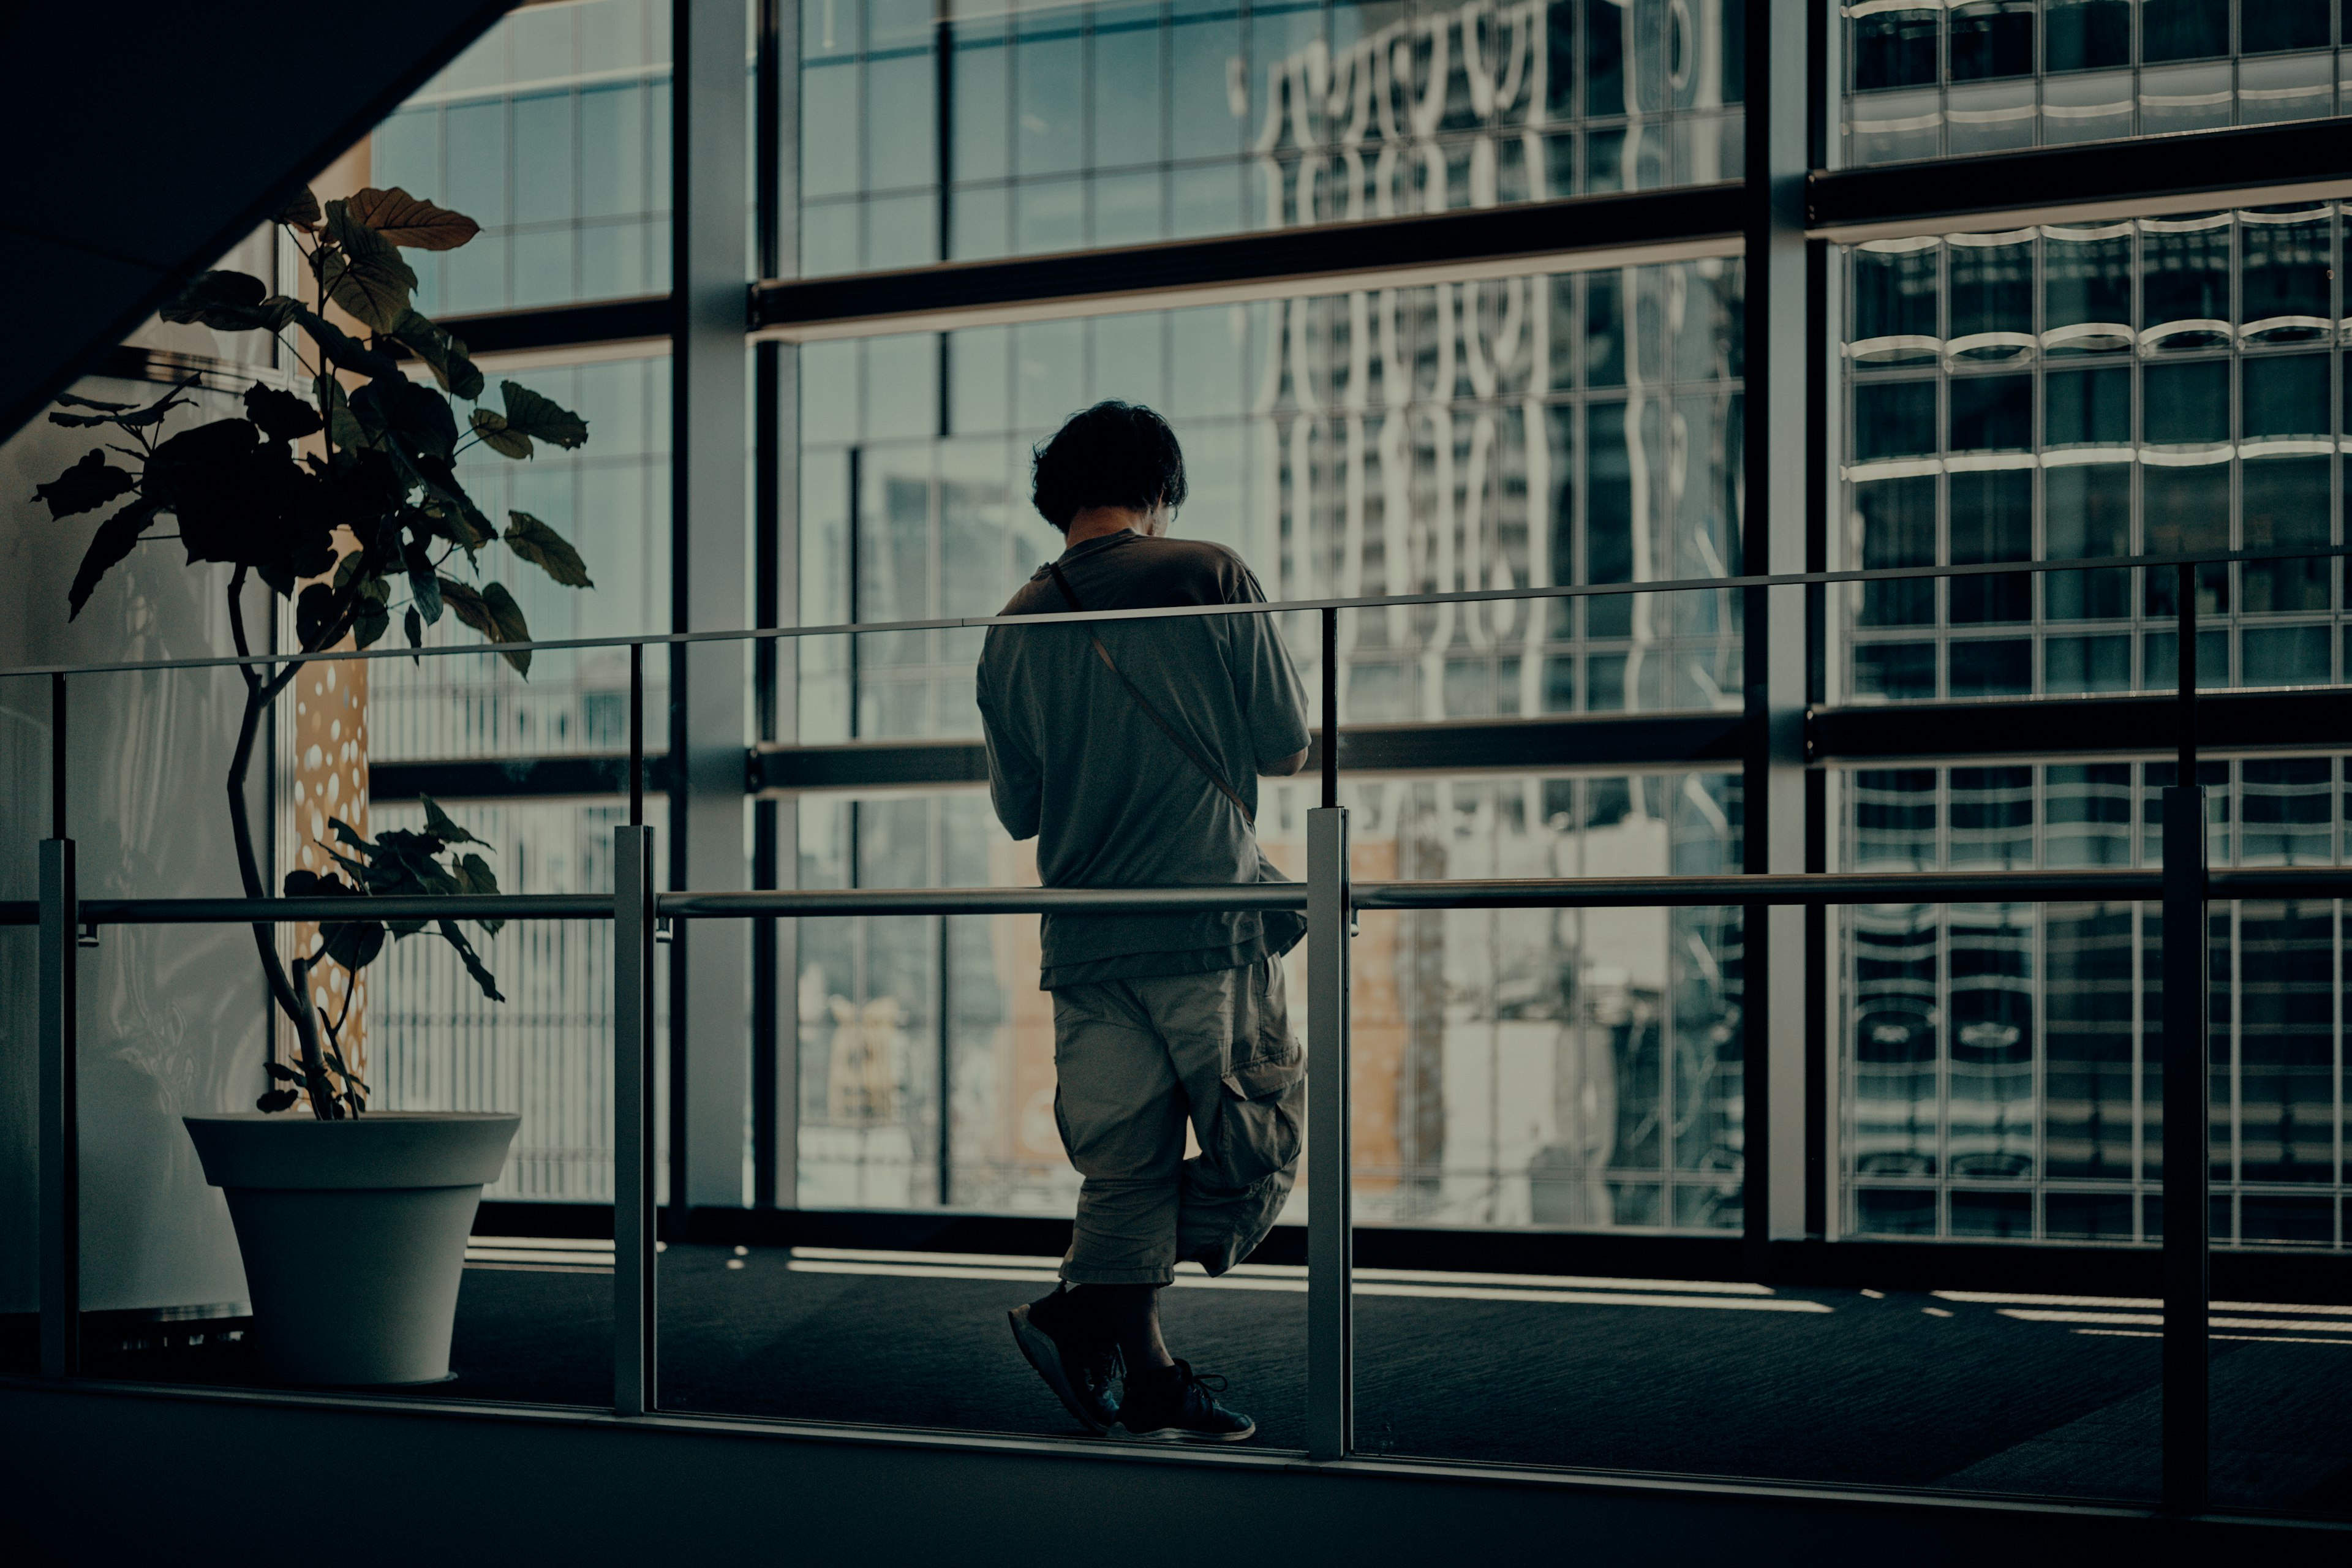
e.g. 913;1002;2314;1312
1062;505;1156;548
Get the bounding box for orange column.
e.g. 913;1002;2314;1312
284;138;373;1093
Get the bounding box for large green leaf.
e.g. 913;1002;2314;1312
277;187;322;228
284;869;385;972
320;200;419;333
49;376;197;430
243;383;322;443
438;576;534;675
346;187;480;250
64;496;163;617
145;418;334;584
315;375;371;452
351;376;457;463
159;271;297;333
498;381;589;449
503;511;593;587
449;852;505;937
405;543;445;625
389;309;483;401
436;918;505;1002
419;793;490;848
295;582;341;647
467;407;532;459
34;450;136;519
407;454;495;554
287;306;402;380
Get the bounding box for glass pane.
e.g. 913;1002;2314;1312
801;0;1744;274
801;264;1744;739
1840;208;2348;704
375;0;671;309
1845;0;2347;164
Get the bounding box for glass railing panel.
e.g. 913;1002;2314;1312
0;668;44;1371
0;637;642;1403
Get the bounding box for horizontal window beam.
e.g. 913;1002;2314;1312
1810;120;2352;243
370;754;670;801
407;294;673;358
1812;688;2352;764
752;186;1743;341
366;690;2352;806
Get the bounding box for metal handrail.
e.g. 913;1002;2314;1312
15;865;2352;929
1;541;2345;680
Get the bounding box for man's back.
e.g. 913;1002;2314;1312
976;529;1309;989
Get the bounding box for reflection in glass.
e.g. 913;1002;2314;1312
374;0;671;312
803;0;1741;273
789;773;1741;1232
1846;1;2348;162
1841;761;2352;1245
802;263;1743;737
1842;208;2348;703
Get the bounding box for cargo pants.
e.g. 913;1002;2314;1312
1049;953;1306;1286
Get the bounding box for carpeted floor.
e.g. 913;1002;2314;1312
81;1241;2352;1516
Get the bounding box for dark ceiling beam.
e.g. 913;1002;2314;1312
0;2;519;443
1812;689;2352;765
1809;118;2352;243
754;184;1743;338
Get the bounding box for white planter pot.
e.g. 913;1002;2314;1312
182;1112;519;1385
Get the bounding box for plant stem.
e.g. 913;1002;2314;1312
225;567;339;1118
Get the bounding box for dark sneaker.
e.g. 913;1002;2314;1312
1116;1360;1256;1443
1008;1297;1121;1435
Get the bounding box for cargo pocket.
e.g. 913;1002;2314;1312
1208;1038;1305;1186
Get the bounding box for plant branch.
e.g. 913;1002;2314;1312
225;567;336;1118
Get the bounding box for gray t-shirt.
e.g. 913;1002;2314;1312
975;530;1311;990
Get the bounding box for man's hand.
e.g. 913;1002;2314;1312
1262;745;1309;777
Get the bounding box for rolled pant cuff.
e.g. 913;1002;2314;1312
1058;1261;1176;1287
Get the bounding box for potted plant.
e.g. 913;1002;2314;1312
31;184;596;1385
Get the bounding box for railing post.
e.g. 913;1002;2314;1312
1305;804;1351;1461
2160;782;2208;1510
614;823;657;1415
39;837;78;1378
2159;550;2207;1511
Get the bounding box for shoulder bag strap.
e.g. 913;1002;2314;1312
1046;561;1254;827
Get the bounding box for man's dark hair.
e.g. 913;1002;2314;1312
1030;401;1188;532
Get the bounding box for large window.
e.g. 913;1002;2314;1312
372;0;674;312
1845;0;2350;163
1841;203;2342;703
792;769;1745;1230
800;257;1743;739
1842;759;2350;1246
799;0;1743;274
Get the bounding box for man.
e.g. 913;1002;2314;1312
976;401;1311;1443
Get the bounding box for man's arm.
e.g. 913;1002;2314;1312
1224;564;1313;776
976;645;1042;840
